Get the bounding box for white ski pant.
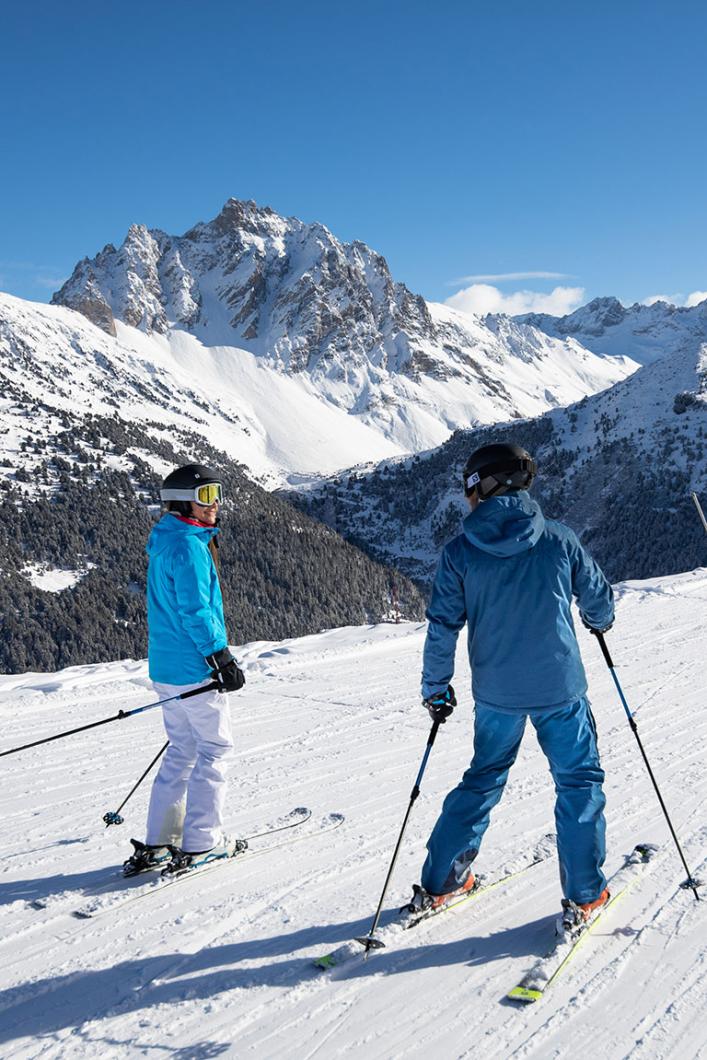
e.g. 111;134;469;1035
146;681;234;851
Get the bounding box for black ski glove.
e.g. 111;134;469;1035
422;684;456;723
582;617;614;635
206;647;246;693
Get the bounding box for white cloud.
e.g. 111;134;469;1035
642;294;680;306
445;283;586;318
449;270;570;285
641;291;707;308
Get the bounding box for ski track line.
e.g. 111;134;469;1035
1;818;322;977
503;851;707;1060
624;952;707;1060
7;825;333;973
205;857;552;1056
0;811;324;940
0;816;348;1031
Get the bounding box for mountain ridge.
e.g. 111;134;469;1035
516;295;707;365
50;198;634;454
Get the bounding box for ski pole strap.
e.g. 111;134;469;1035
0;681;219;758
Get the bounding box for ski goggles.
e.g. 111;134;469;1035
160;482;223;506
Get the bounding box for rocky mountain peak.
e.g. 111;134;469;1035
49;199;634;442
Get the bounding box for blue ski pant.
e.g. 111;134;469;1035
421;698;607;903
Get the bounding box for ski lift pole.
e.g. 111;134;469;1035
103;740;169;826
355;721;441;954
691;491;707;534
0;683;219;759
593;631;700;901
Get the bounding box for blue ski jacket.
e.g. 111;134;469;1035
146;514;228;685
422;492;614;710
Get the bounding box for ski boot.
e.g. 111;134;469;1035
404;872;477;916
559;887;610;933
161;833;248;878
123;839;172;877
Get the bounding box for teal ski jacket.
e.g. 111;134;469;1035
422;492;614;710
146;514;228;684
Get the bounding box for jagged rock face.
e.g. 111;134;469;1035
53;199;436;379
517;296;707;365
51;200;632;430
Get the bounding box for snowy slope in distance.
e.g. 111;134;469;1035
517;295;707;366
0;292;401;489
0;568;705;1058
0;289;634;488
49;198;637;462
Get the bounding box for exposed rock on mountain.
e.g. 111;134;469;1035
517;296;707;366
289;329;707;588
52;199;634;453
0;294;424;673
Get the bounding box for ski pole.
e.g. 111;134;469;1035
355;721;441;954
691;491;707;534
103;740;169;826
593;631;701;901
0;683;219;759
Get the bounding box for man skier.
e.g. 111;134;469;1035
414;442;614;924
124;464;245;877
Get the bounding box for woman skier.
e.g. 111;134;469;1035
124;463;245;877
414;442;615;925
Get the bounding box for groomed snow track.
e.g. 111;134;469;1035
1;570;705;1059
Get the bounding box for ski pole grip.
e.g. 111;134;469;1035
593;630;614;670
179;681;220;700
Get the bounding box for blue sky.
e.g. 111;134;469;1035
1;0;705;314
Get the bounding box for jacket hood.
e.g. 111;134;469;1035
462;491;545;557
147;513;219;557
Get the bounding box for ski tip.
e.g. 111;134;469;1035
72;909;94;920
508;985;543;1004
313;953;338;970
633;842;660;863
328;812;345;824
292;807;311;817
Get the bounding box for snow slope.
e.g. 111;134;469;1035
0;292;400;490
1;570;705;1058
517;296;707;367
48;199;637;463
0;291;633;489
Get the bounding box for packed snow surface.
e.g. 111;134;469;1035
1;570;706;1058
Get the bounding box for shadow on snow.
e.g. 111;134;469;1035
0;913;552;1046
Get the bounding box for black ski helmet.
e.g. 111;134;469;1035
160;464;221;514
462;443;536;501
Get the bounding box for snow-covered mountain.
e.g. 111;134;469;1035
2;569;705;1056
0;292;428;673
51;199;635;456
291;315;707;586
0;292;402;490
517;295;707;366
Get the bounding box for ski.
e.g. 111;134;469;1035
30;806;313;913
72;810;343;919
508;841;659;1004
314;833;557;971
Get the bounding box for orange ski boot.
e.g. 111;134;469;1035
561;887;610;930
